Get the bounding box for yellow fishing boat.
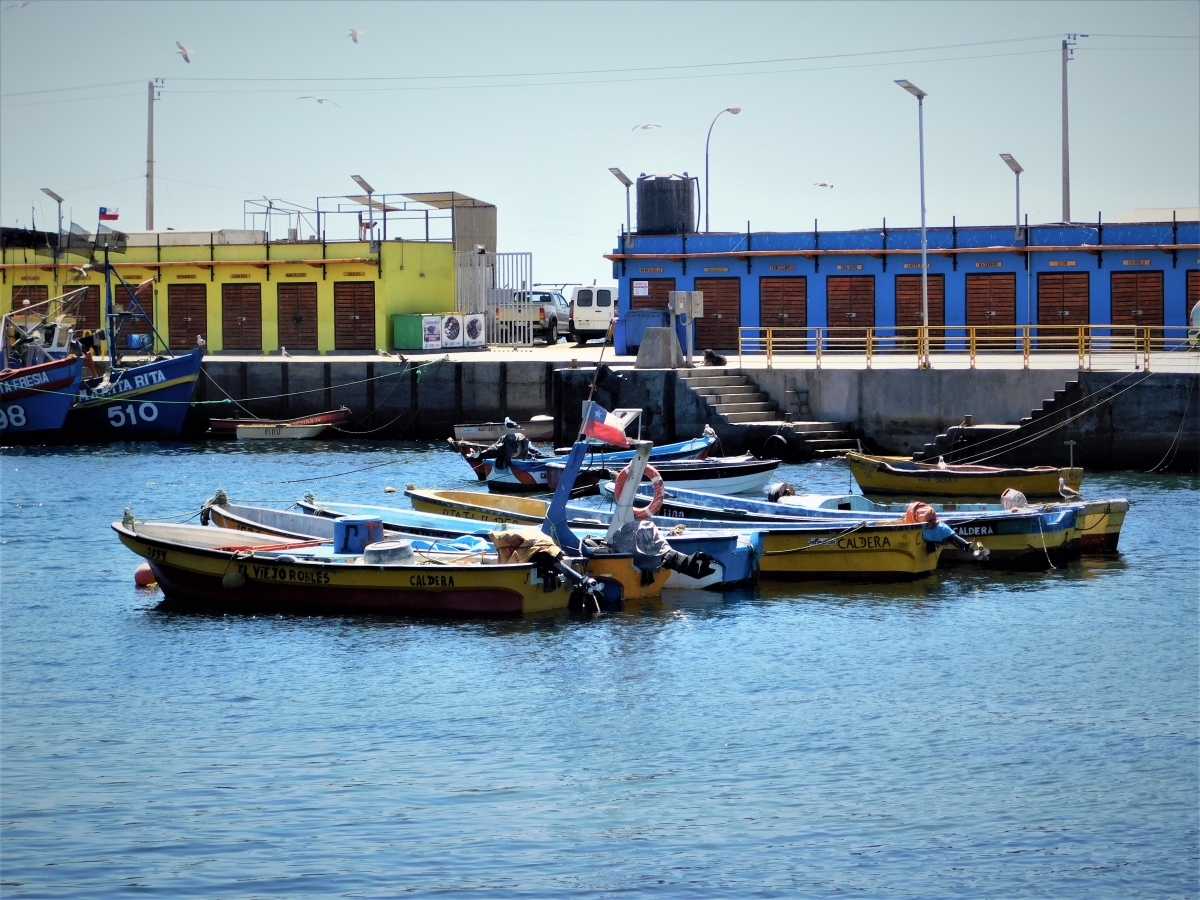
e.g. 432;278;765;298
406;487;548;525
757;520;944;579
1070;498;1130;552
846;451;1083;498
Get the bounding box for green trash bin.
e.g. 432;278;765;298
392;314;443;351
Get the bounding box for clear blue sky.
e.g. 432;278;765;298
2;1;1196;284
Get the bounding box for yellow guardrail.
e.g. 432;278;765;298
738;325;1198;371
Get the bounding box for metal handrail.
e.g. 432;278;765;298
737;324;1196;372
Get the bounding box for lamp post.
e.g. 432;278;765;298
351;174;376;245
895;80;929;366
41;188;64;290
609;167;633;234
704;106;741;233
1000;154;1023;242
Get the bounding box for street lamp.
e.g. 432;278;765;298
41;188;64;288
1000;153;1023;242
609;167;633;234
351;174;376;244
705;106;741;233
895;80;929;366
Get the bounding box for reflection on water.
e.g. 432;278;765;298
1;443;1196;898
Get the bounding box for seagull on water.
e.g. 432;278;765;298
349;28;364;43
632;124;662;131
176;41;192;63
1058;477;1082;501
814;181;834;189
298;96;340;106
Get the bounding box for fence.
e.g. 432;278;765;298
455;251;535;346
738;325;1198;372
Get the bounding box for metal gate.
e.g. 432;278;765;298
456;251;534;346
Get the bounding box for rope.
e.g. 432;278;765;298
761;521;868;555
1036;515;1056;571
1146;371;1195;473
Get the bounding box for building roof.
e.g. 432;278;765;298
402;191;494;209
1106;208;1199;223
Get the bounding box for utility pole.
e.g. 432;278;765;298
1061;34;1086;224
146;79;160;230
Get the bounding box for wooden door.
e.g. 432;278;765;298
64;284;102;332
277;283;318;351
825;275;875;345
965;274;1016;336
1037;272;1089;326
1111;271;1164;326
11;284;48;310
168;283;207;349
1188;270;1200;319
631;277;674;310
334;281;375;350
895;274;944;347
221;283;262;351
693;277;741;349
759;276;807;330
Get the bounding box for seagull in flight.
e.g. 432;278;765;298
176;41;192;63
298;96;340;106
349;28;364;43
814;181;834;189
4;2;32;10
632;124;662;131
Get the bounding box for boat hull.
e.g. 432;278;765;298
64;349;203;441
846;451;1082;498
546;455;778;496
454;417;554;442
236;423;329;440
1074;499;1128;552
0;356;84;444
116;523;573;616
757;522;941;580
209;407;351;437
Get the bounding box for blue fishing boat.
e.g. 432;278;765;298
608;482;1081;569
0;352;83;445
61;245;203;441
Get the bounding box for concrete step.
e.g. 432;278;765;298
694;384;759;398
699;391;770;406
713;400;778;415
806;438;860;450
793;429;853;441
722;410;785;424
684;376;751;389
785;420;852;434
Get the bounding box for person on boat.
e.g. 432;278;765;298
471;418;545;470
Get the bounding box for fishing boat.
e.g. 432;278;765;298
453;415;555;443
846;451;1082;498
209;407;352;439
449;428;717;493
611;481;1084;569
113;518;584;615
0;353;84;445
61;245;203;441
545;453;780;496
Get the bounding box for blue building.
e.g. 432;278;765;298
609;217;1199;351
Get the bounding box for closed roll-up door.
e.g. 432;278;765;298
759;276;806;329
965;274;1016;335
1111;271;1164;326
1037;272;1089;326
693;277;741;349
826;275;875;345
221;283;262;351
895;274;945;329
12;284;49;309
632;277;674;310
168;283;206;348
1188;271;1200;319
278;283;318;351
65;284;102;332
334;282;375;350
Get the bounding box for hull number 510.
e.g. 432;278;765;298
107;403;159;427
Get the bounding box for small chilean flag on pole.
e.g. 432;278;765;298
98;207;119;221
581;401;630;448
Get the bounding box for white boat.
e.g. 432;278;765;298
453;415;555;443
236;422;329;440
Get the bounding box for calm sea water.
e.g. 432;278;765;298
1;442;1197;898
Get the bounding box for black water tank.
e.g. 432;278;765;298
636;173;695;234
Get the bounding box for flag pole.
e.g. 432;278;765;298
578;320;616;442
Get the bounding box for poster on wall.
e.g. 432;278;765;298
441;314;465;349
632;280;649;297
420;315;442;350
463;314;486;347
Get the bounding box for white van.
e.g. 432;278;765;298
568;285;617;345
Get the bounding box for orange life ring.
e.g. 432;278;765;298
614;462;664;520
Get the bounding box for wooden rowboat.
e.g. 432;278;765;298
236;423;331;440
847;451;1082;498
209;407;351;438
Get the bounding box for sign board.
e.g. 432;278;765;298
1048;260;1077;267
976;261;1003;268
1122;259;1151;266
632;280;649;297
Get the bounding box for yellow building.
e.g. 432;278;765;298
1;193;496;354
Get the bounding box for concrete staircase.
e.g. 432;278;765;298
913;379;1081;463
678;368;859;458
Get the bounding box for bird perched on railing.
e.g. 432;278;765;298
1058;477;1082;500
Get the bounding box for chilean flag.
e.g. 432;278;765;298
98;207;119;221
581;401;630;448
